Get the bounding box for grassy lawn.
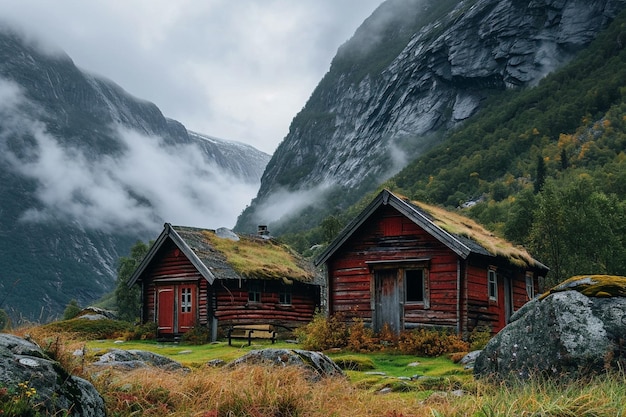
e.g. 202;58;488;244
86;339;304;367
85;337;473;397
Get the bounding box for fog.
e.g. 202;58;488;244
0;78;258;234
253;183;332;226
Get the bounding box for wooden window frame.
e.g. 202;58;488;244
405;269;425;304
279;287;292;305
525;272;535;299
367;259;430;310
248;283;261;303
488;269;498;301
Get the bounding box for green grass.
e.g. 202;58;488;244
330;351;472;395
86;339;300;367
85;338;472;396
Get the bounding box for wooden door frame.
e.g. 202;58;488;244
372;268;402;334
155;282;198;335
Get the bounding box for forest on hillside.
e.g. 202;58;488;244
284;9;626;287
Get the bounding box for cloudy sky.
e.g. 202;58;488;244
0;0;388;231
2;0;383;155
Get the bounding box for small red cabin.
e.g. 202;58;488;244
129;224;321;340
315;190;549;335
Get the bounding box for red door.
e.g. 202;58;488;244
157;287;175;334
178;285;196;332
157;284;197;335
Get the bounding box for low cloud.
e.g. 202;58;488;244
0;78;258;234
254;183;332;226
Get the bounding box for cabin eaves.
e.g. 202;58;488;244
128;223;217;287
315;189;547;271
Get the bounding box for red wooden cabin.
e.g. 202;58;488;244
315;190;549;335
128;224;321;340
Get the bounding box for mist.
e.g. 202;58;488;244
254;183;332;226
0;78;259;234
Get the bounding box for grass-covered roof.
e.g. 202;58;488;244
409;198;541;268
172;226;317;283
316;189;547;271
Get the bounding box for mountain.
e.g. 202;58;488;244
235;0;626;235
0;28;269;322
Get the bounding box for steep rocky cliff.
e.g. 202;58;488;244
236;0;626;234
0;28;269;321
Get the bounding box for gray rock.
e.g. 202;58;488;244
215;227;240;241
0;333;105;417
92;348;186;371
227;348;344;381
460;350;482;370
78;306;117;320
474;290;626;380
206;358;226;367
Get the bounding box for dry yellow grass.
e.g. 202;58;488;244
89;365;449;417
7;327;626;417
411;199;539;268
88;364;626;416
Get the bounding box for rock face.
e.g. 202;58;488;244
474;275;626;380
0;333;105;417
227;348;345;381
236;0;626;234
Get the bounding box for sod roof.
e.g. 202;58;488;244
128;224;319;286
173;225;318;283
316;189;548;271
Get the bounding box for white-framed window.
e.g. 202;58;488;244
525;272;535;299
488;269;498;301
181;288;192;313
405;269;425;303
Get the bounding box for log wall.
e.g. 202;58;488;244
327;205;460;330
138;238;320;335
214;280;319;330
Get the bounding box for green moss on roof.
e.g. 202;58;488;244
203;231;315;282
539;275;626;300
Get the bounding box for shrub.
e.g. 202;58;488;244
347;318;378;352
378;323;399;348
469;325;493;350
62;299;82;320
123;322;158;341
181;325;210;345
295;313;348;351
398;328;469;356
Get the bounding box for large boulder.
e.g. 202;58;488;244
227;348;344;381
0;333;105;417
474;275;626;381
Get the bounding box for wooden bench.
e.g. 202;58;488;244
227;324;277;346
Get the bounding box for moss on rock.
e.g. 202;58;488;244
540;275;626;300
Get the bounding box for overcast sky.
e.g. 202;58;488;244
1;0;383;155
